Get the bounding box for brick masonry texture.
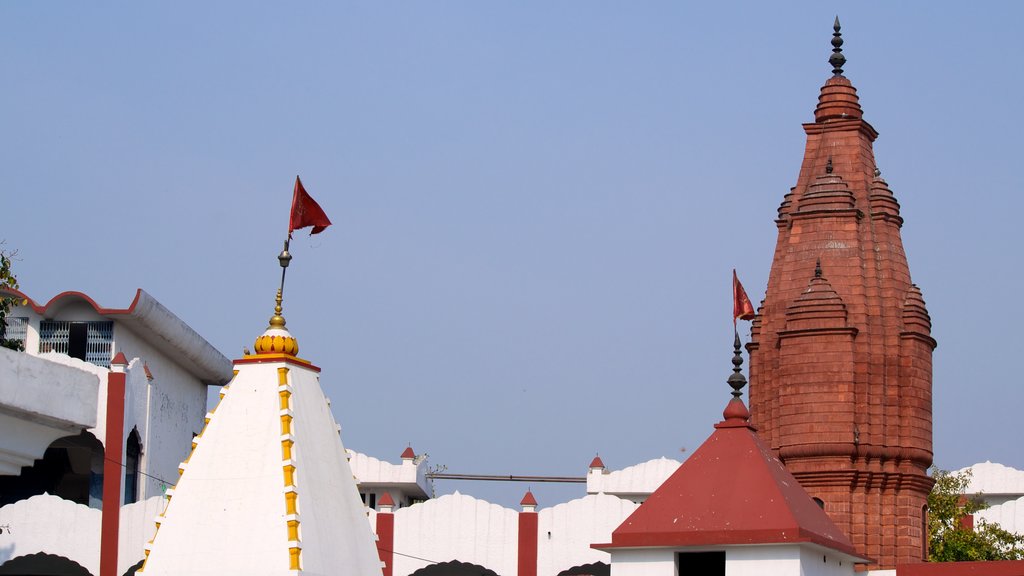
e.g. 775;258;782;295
747;73;936;570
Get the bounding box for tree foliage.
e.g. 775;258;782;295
0;248;24;351
928;467;1024;562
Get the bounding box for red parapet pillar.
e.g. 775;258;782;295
518;490;538;576
376;492;395;576
100;352;129;576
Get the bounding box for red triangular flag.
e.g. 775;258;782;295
733;269;756;325
288;176;332;236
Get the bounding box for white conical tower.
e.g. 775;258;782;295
139;291;381;575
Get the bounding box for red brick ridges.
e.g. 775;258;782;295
747;62;935;569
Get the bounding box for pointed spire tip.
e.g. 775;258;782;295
829;16;846;76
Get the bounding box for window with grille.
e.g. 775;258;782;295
38;320;114;367
1;316;28;348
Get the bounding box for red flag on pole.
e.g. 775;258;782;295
288;176;332;237
733;269;756;325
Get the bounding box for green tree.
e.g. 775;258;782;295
0;248;24;351
928;467;1024;562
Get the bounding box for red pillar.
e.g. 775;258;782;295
518;491;538;576
100;352;128;576
376;493;395;576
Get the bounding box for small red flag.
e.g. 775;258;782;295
288;176;332;236
733;269;756;325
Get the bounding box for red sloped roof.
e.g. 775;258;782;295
378;492;395;507
589;455;605;469
400;446;416;459
520;490;537;507
595;399;865;560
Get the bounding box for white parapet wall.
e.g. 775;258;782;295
586;458;680;502
0;493;163;575
537;493;640;575
392;492;519;576
960;461;1024;535
0;348;99;475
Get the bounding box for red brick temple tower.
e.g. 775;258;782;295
747;19;936;569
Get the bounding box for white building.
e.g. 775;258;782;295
0;288;232;576
959;462;1024;537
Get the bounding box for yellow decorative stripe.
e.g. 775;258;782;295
278;366;300;571
285;490;298;515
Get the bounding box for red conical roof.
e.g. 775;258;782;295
520;490;538;507
378;492;395;507
594;400;864;559
400;446;416;459
589;456;605;469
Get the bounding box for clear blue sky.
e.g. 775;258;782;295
3;3;1021;508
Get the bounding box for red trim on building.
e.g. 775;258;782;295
0;287;143;316
232;355;321;373
99;368;127;576
376;508;395;576
518;502;538;576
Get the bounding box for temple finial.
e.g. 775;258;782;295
830;16;846;76
815;259;823;278
727;332;747;399
826;156;833;174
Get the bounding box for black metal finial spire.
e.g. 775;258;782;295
815;258;823;278
727;332;747;399
830;16;846;76
826;156;833;174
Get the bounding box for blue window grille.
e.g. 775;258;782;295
38;320;114;368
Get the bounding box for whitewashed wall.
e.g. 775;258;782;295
0;493;162;576
113;323;208;502
961;462;1024;535
537;494;639;575
18;300;210;504
392;493;518;576
586;458;679;502
608;548;675;576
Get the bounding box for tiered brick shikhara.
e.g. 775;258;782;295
137;292;381;575
747;19;936;569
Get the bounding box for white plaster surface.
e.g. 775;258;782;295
586;457;680;501
392;493;519;576
959;462;1024;535
140;359;380;576
0;493;160;575
349;449;430;501
608;548;675;576
0;494;99;574
606;545;856;576
537;494;639;575
960;462;1024;495
0;348;98;474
